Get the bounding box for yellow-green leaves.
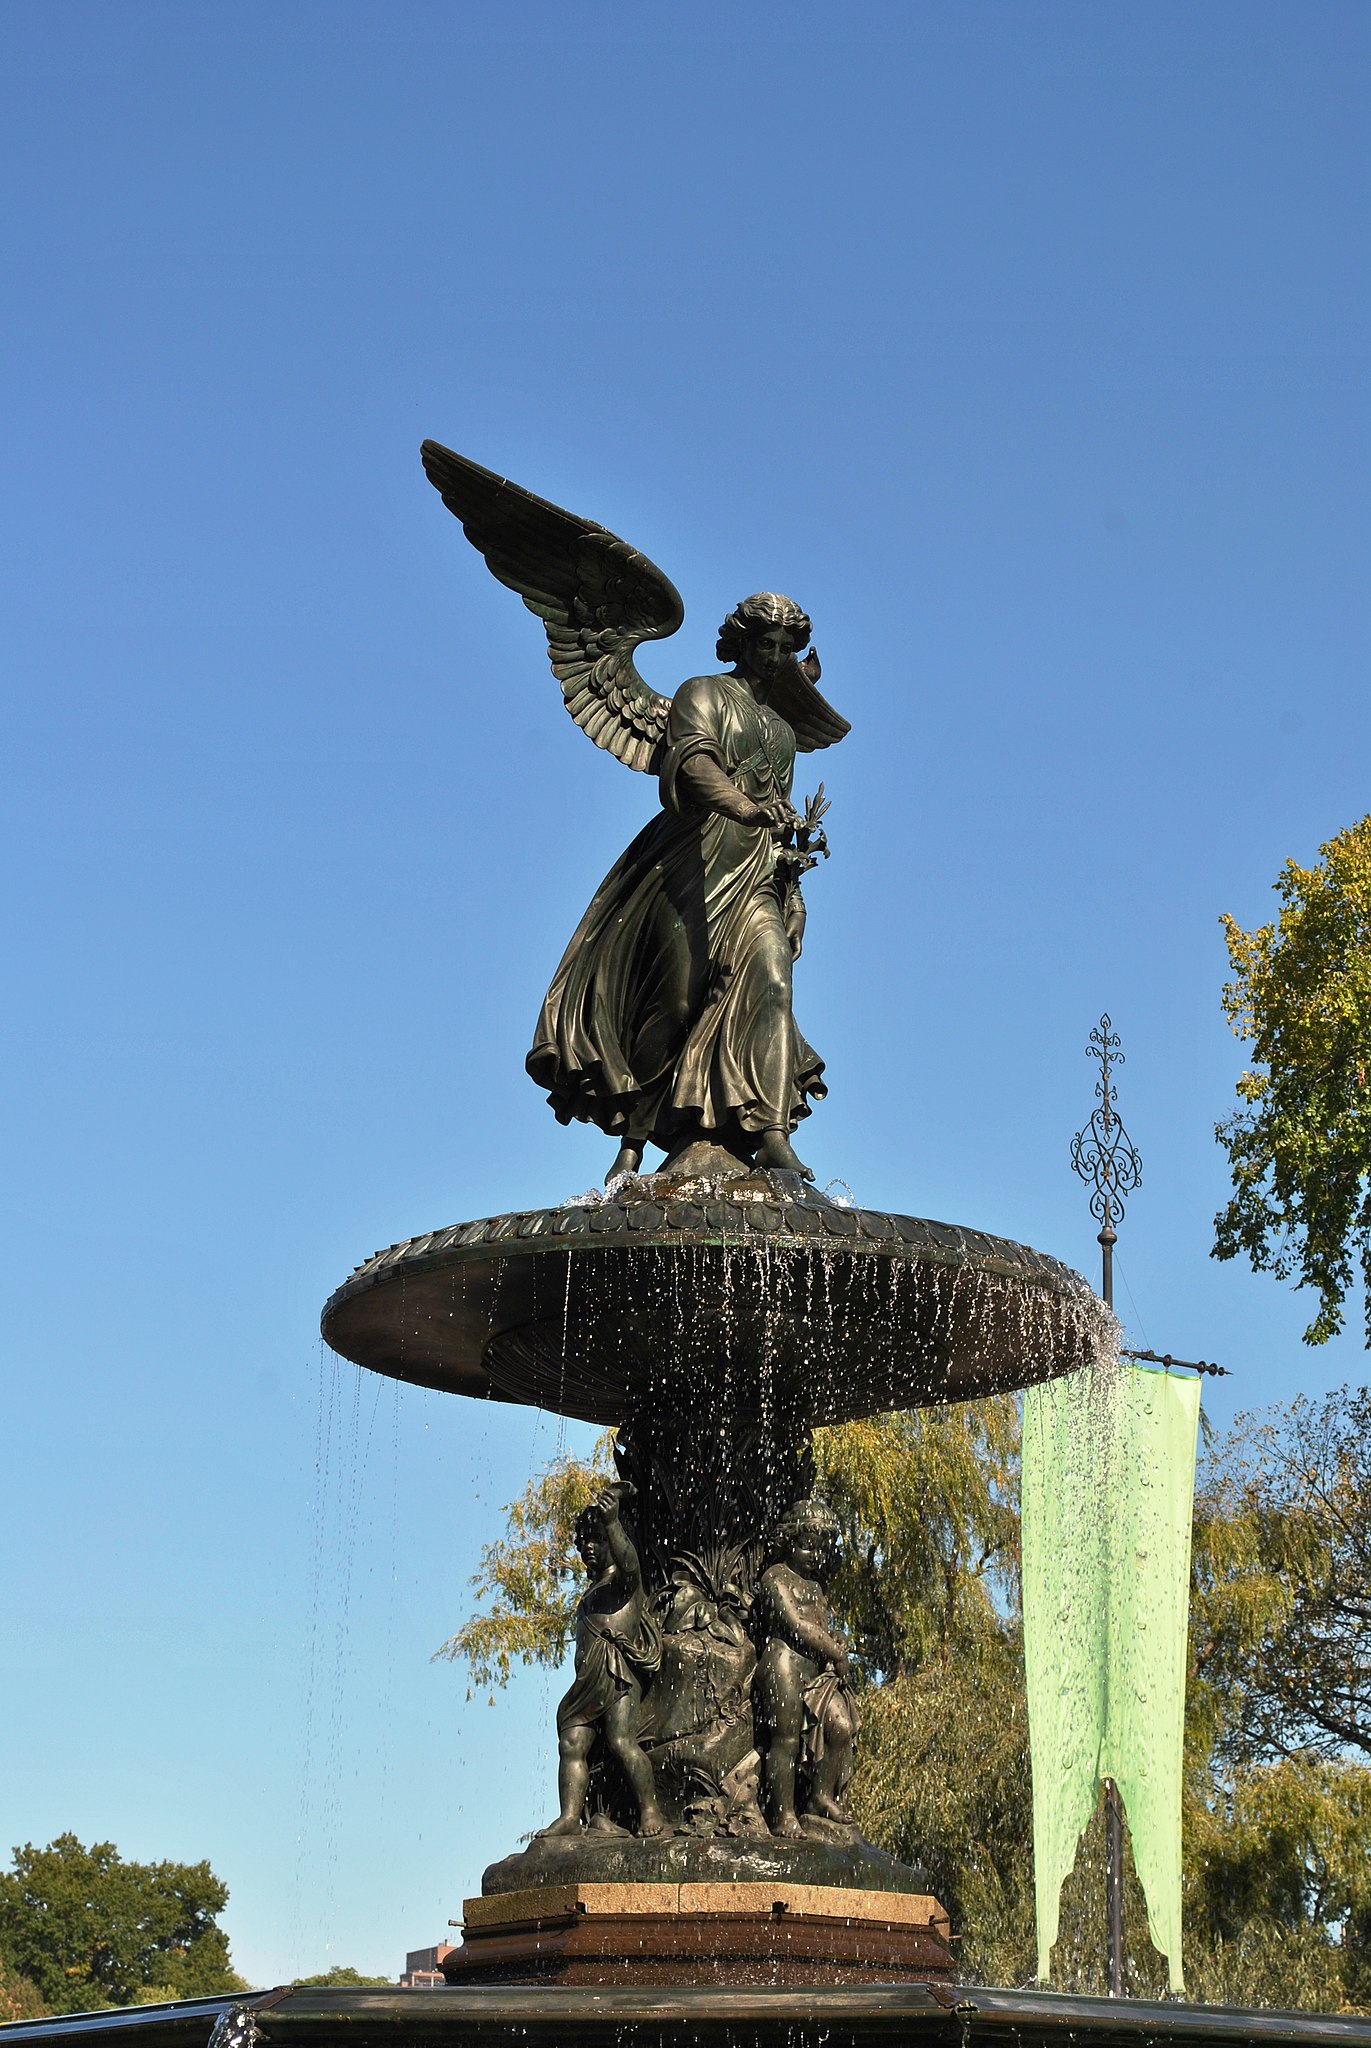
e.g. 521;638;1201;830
1215;815;1371;1344
431;1435;614;1693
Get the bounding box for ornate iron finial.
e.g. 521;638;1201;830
1070;1013;1142;1245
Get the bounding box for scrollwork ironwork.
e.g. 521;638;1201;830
1069;1012;1142;1233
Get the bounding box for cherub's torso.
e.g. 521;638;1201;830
574;1573;638;1650
757;1561;834;1656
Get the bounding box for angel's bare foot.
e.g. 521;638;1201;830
771;1811;805;1839
606;1141;643;1183
636;1806;666;1838
755;1130;813;1179
807;1793;849;1822
536;1814;583;1838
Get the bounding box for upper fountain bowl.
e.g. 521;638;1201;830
321;1173;1108;1426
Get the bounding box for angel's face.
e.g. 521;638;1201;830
744;626;794;686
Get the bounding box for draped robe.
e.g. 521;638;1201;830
527;672;826;1151
556;1584;664;1734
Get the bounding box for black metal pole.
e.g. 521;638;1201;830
1099;1218;1115;1313
1104;1780;1126;1995
1098;1206;1125;1999
1072;1017;1140;2002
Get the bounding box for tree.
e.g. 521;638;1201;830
811;1401;1035;1977
0;1835;247;2015
1181;1393;1371;2012
0;1945;50;2023
433;1439;612;1692
1192;1387;1370;1766
1214;816;1371;1345
440;1390;1371;2009
293;1967;392;1986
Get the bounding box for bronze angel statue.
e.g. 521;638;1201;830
422;444;850;1183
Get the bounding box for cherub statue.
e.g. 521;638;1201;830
539;1483;665;1838
753;1499;859;1839
422;444;849;1183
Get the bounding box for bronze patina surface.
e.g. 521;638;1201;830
321;1176;1102;1425
421;444;848;1185
322;1168;1102;1892
7;1982;1371;2048
314;446;1112;1934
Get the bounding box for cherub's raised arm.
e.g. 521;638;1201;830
597;1486;643;1596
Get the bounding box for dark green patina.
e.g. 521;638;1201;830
6;1983;1369;2048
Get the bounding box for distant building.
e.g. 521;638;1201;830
400;1944;453;1988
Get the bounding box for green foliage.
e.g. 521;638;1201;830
1178;1392;1371;2011
813;1402;1033;1982
432;1435;614;1691
292;1966;393;1986
0;1943;51;2022
0;1834;247;2015
1215;816;1371;1345
814;1400;1020;1680
1191;1387;1370;1766
437;1390;1371;2009
1183;1753;1371;2010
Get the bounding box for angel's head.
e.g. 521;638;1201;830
717;593;812;687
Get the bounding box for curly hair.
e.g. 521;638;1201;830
768;1497;840;1570
716;592;812;665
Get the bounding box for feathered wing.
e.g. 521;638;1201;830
775;647;850;754
421;442;682;774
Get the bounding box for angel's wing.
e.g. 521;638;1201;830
421;442;682;775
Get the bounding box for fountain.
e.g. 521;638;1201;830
12;446;1366;2048
321;1172;1105;1980
313;444;1108;1985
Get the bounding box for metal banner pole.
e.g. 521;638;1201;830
1070;1014;1141;2000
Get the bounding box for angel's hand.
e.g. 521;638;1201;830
731;795;781;835
758;795;801;840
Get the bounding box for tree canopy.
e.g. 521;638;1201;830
440;1389;1371;2010
0;1835;246;2015
1215;816;1371;1345
433;1437;612;1692
292;1967;393;1986
0;1946;50;2024
1192;1386;1369;1769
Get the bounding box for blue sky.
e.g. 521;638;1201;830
2;0;1368;1991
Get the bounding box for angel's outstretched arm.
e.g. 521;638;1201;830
677;754;794;833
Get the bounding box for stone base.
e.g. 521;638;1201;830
441;1881;955;1988
481;1824;929;1899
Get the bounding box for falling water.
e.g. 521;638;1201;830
294;1336;402;1969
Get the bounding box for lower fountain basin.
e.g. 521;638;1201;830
321;1177;1105;1425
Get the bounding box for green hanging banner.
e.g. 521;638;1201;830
1021;1362;1201;1994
